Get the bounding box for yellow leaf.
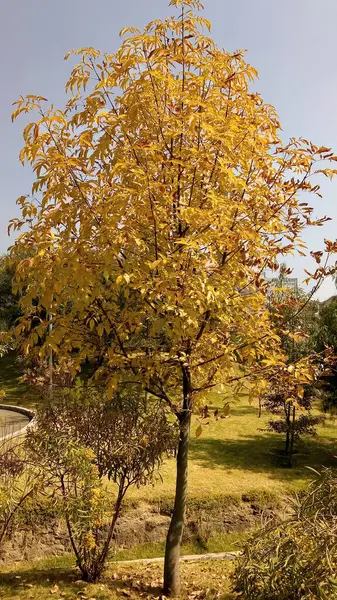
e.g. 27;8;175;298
297;385;304;399
195;425;202;438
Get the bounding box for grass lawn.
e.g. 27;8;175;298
127;396;337;503
0;555;236;600
114;533;243;561
0;352;30;407
1;352;337;503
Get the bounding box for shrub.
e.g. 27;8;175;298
0;438;44;556
25;385;177;581
233;468;337;599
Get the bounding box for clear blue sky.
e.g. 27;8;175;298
1;0;337;299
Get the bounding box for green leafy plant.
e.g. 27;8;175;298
0;438;44;557
233;468;337;599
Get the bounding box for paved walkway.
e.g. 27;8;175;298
112;551;241;566
0;408;29;438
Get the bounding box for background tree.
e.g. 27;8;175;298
0;255;21;333
314;297;337;412
262;286;324;465
315;296;337;355
263;368;324;467
9;0;337;594
267;265;320;360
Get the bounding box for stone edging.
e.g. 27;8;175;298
0;403;35;441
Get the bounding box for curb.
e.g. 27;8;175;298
0;403;35;441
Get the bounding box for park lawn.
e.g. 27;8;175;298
0;352;31;407
0;555;236;600
1;351;337;503
114;533;244;561
126;394;337;503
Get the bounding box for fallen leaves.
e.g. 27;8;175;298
50;584;60;595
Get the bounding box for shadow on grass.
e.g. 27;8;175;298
0;352;39;408
0;567;79;595
0;567;236;600
189;433;337;482
0;565;163;600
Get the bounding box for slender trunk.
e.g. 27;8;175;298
287;406;296;468
93;478;126;580
48;313;53;398
258;397;262;418
285;403;291;455
60;476;82;570
164;369;192;597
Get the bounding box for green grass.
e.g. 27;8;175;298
126;397;337;503
2;352;337;504
0;556;236;600
114;532;243;562
0;351;31;407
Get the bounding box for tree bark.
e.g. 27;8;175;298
285;403;291;456
164;368;192;597
93;477;126;581
287;406;296;468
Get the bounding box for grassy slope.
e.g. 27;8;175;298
0;556;236;600
1;356;336;596
1;353;337;502
127;397;337;503
0;352;30;406
114;533;243;561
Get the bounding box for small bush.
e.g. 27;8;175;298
0;438;44;556
233;468;337;599
25;385;177;582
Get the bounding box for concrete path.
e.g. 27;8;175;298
112;551;241;566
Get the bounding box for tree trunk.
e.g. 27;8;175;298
285;403;291;455
287;406;296;468
164;369;192;597
92;478;126;581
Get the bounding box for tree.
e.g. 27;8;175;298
262;287;324;466
314;298;337;412
9;0;337;594
316;297;337;353
263;367;324;467
0;255;20;333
